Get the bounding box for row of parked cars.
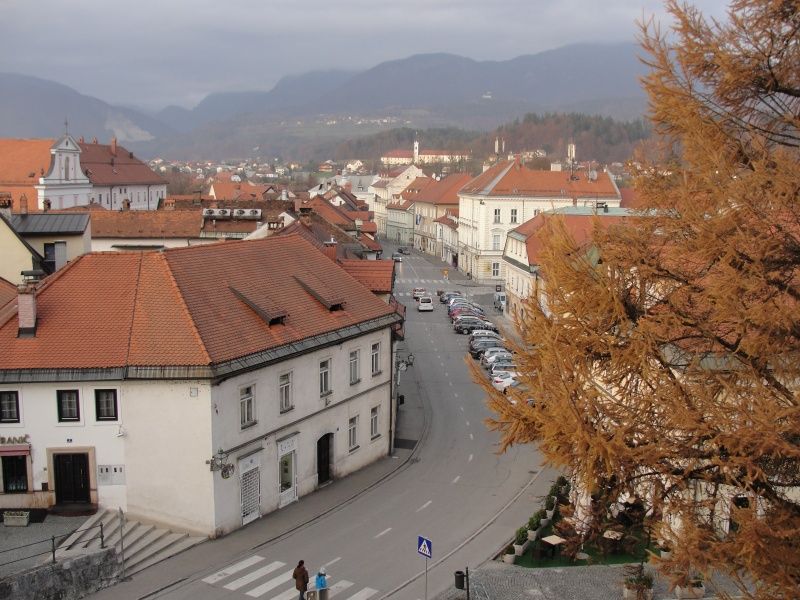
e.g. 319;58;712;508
437;291;518;391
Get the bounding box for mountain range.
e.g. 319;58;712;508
0;42;649;160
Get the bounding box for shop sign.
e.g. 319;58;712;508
0;434;30;445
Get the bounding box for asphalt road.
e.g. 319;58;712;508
90;245;553;600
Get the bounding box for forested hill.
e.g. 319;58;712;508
327;113;650;165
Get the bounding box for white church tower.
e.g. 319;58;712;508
413;139;419;164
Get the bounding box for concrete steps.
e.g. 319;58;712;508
57;509;206;576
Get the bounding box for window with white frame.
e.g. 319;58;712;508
349;349;360;385
370;406;379;438
94;389;118;421
57;390;80;422
493;208;501;223
371;342;381;375
320;359;331;396
0;391;20;423
510;208;518;223
279;372;293;412
492;262;500;277
492;234;501;250
348;416;359;450
240;385;255;428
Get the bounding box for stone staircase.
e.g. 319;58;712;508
56;509;206;576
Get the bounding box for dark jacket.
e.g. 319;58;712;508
293;565;309;591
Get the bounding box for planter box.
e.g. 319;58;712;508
540;517;550;528
674;584;705;599
502;553;516;564
545;509;554;519
512;540;529;556
527;528;539;541
4;511;30;527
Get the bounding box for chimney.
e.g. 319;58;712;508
17;282;37;337
19;194;28;215
0;193;11;220
281;188;288;201
299;205;313;226
78;136;84;143
92;136;98;144
43;199;52;212
122;198;131;211
322;238;337;262
110;137;117;156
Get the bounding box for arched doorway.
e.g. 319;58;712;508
317;433;333;485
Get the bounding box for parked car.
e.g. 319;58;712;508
489;361;517;376
493;291;507;311
482;349;513;368
412;287;427;300
469;330;502;342
450;308;486;322
447;301;482;315
417;296;434;311
398;247;411;254
440;291;463;303
468;339;505;358
455;316;494;334
492;371;517;391
391;252;403;262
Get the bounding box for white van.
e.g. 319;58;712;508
417;296;434;312
493;291;506;311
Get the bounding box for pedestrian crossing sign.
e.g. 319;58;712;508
417;535;432;559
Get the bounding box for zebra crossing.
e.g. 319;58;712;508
201;555;378;599
395;278;450;285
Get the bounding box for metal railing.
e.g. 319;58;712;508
0;521;106;569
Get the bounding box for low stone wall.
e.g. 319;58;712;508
0;547;119;600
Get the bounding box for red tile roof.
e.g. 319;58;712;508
89;210;260;239
619;187;641;208
414;173;473;206
78;141;166;186
209;181;271;200
0;276;16;309
338;259;395;293
434;215;458;229
0;235;398;370
382;150;414;158
461;158;620;199
0;139;52;211
512;212;628;266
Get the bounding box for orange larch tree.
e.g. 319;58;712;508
482;2;800;598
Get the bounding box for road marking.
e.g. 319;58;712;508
449;381;453;387
244;569;293;597
440;362;444;367
224;561;284;590
324;557;342;567
459;406;464;412
465;420;470;427
326;580;356;597
444;372;448;377
454;392;458;398
202;555;267;584
345;588;379;600
469;453;474;462
416;500;432;512
470;433;474;440
375;527;392;538
452;475;461;484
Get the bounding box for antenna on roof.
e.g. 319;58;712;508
64;117;69;136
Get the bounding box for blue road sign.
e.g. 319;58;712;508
417;535;432;559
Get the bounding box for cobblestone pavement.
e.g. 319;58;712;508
0;514;83;577
433;561;747;600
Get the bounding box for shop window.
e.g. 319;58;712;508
1;456;27;493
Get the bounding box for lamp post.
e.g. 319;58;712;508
389;349;414;455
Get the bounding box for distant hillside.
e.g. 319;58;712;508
0;73;172;142
324;113;650;165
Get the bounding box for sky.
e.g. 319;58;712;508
0;0;730;111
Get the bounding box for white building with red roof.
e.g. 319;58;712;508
0;135;167;211
0;235;403;536
457;157;621;282
381;140;471;166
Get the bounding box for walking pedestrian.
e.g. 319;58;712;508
315;567;328;600
293;560;309;600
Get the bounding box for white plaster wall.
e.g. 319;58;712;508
92;184;167;211
122;380;215;535
90;237;219;251
209;327;393;534
25;231;92;263
0;381;126;510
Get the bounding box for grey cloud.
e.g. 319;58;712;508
0;0;730;109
